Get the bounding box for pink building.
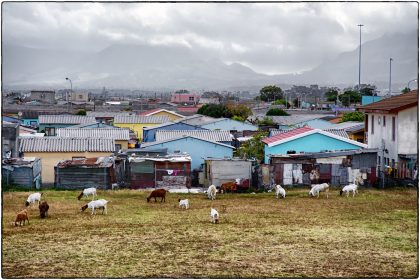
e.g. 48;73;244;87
170;91;200;104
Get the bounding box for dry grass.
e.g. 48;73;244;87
2;188;418;278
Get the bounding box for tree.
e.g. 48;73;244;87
339;90;361;106
272;99;287;106
256;116;275;126
358;84;378;96
401;87;411;94
266;108;289;116
197;104;232;118
226;103;252;121
259;85;284;102
325;88;339;102
235;131;268;162
341;112;365;122
76;109;86;116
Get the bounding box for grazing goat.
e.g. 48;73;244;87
77;187;97;201
39;201;49;218
207;185;217;200
340;182;359;197
147;189;166;203
25;192;42;207
15;209;29;226
210;208;219;224
274;185;286;199
80;199;109;215
220;181;237;193
178;199;189;209
309;183;330;198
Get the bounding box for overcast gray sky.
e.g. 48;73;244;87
2;2;418;75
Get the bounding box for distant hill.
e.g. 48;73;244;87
2;31;417;90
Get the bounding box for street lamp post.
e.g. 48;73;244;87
407;78;417;91
358;24;364;92
65;77;72;111
388;58;393;95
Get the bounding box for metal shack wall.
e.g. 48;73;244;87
7;166;34;188
206;160;252;187
55;166;112;190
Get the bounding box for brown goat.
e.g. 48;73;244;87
147;189;166;203
15;209;29;226
220;181;237;193
39;201;49;218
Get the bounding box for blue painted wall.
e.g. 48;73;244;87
143;122;207;142
141;137;234;170
362;95;382;105
201;119;258;131
264;133;362;163
22;118;38;127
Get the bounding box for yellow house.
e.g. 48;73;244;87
140;109;185;122
114;115;170;140
56;128;130;150
19;137;116;184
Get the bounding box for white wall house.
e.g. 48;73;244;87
357;91;418;180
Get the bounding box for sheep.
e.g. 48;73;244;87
309;183;330;198
178;199;189;209
77;187;97;201
39;201;49;218
274;184;286;199
25;192;42;207
207;185;217;200
210;208;219;224
15;209;29;226
80;199;109;215
147;189;166;203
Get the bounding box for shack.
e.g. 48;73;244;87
201;158;254;189
54;156;125;190
128;154;191;189
2;157;42;189
268;149;378;187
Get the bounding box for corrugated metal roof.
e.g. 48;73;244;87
38;115;96;124
328;122;364;131
178;114;217;126
270;128;349;139
64;122;116;129
141;135;235;149
357;91;418;113
19;137;115;152
268;114;334;125
57;128;130;140
139;108;184;117
156;130;232;142
56;156;114;168
114;115;170;124
86;112;131;118
262;127;314;144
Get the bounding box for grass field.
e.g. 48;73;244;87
2;188;418;278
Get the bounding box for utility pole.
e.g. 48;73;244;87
389;58;393;95
358;24;364;92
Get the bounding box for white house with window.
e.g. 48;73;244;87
357;91;418;181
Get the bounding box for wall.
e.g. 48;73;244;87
264;133;363;164
205;160;252;187
2;124;19;158
38;124;74;136
22;118;39;127
349;131;365;143
143;137;234;170
201;119;258;131
398;106;417;155
22;152;114;184
114;122;161;140
115;140;129;150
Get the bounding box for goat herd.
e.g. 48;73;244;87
12;180;360;227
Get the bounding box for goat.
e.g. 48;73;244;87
309;183;330;198
207;185;217;200
15;209;29;226
178;199;189;209
220;181;237;193
147;189;166;203
80;199;109;215
274;184;286;199
77;187;97;201
39;201;49;218
25;192;42;207
210;208;219;224
340;179;359;197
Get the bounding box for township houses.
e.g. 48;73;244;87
139;108;184;122
155;130;233;146
170;91;200;104
260;114;335;130
140;135;235;170
263;126;367;164
38;115;96;136
113;115;170;140
19;137;116;184
20;111;67;128
86;111;131;125
357;91;418;180
142;121;206;142
199;118;258;131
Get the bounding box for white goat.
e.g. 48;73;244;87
77;187;97;201
340;179;359;197
274;185;286;199
25;192;42;207
178;199;189;209
309;183;330;198
80;199;109;215
210;208;219;224
207;185;217;200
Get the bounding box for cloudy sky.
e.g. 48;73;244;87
2;2;418;75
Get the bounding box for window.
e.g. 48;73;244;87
30;121;37;126
383;116;386;127
188;96;194;101
392;117;396;141
78;95;83;99
115;144;122;152
45;127;56;136
371;115;374;134
391;159;395;168
378;116;381;125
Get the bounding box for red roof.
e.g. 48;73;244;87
139;108;161;116
262;126;314;145
357;91;418;113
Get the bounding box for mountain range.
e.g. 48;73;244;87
3;31;417;91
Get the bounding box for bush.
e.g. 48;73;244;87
341;112;365;122
266;108;289;116
76;109;86;116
